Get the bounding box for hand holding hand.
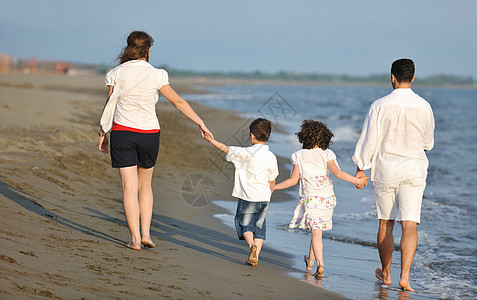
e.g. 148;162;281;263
199;124;214;140
203;132;214;143
355;168;368;189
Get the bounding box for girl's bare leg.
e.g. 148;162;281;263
119;166;141;249
305;241;315;271
311;229;324;275
138;166;155;246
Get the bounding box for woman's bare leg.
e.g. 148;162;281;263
138;166;155;246
119;166;140;249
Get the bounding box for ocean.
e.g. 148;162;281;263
184;83;477;299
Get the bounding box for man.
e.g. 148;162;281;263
352;59;435;292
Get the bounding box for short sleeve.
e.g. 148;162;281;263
269;154;279;180
324;149;336;162
105;68;116;86
157;69;169;89
291;151;298;164
325;149;340;170
226;146;249;163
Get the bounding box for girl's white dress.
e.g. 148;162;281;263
288;148;338;231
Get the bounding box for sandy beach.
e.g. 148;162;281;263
0;73;345;299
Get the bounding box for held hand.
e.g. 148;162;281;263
355;168;368;189
203;132;214;143
199;124;214;139
99;136;109;154
355;176;369;189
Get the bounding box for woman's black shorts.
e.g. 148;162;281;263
110;131;160;168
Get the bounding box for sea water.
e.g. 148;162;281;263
184;84;477;299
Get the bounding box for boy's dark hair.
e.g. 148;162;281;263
391;58;415;83
296;119;333;150
250;118;272;142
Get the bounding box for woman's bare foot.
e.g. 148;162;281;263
375;267;392;285
141;239;156;248
399;279;415;292
304;255;313;272
126;243;141;250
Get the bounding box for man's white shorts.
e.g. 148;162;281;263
372;177;426;224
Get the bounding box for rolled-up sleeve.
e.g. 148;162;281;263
352;105;378;170
424;106;435;151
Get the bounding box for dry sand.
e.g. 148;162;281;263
0;73;345;299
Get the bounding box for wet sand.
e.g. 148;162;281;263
0;73;345;299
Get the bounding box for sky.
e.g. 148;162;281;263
1;0;476;78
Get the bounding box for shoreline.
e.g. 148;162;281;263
0;73;345;299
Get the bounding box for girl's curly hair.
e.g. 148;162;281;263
296;119;333;150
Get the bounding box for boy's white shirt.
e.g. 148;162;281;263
226;144;279;202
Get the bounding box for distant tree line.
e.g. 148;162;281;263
96;63;474;87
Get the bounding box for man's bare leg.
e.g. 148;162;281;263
376;219;394;285
399;221;417;292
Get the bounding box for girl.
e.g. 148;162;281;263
274;120;367;275
98;31;213;250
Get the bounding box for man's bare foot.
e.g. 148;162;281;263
399;279;415;292
126;243;141;250
375;267;392;285
248;245;258;265
141;239;156;248
304;255;313;272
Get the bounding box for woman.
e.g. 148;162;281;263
98;31;213;250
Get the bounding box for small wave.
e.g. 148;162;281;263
331;125;360;142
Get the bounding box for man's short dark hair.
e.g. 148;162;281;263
250;118;272;142
391;58;415;83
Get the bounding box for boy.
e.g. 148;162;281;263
204;118;279;266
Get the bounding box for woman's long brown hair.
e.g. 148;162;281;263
118;31;154;64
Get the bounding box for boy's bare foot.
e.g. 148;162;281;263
246;260;258;267
248;245;258;265
304;255;313;272
141;239;156;248
399;279;415;292
375;267;392;285
126;243;141;250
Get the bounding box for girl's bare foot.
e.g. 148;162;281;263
375;267;392;285
126;243;141;250
399;279;415;292
313;263;324;276
141;239;156;248
304;255;313;272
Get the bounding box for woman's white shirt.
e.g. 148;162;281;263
105;60;169;130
